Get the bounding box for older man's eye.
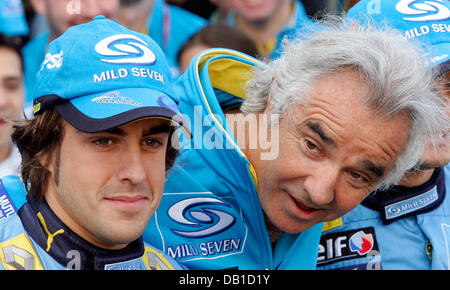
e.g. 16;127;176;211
305;140;320;152
349;171;369;184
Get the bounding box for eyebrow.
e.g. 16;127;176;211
3;76;22;81
142;124;172;136
360;159;385;179
93;124;172;137
306;121;337;147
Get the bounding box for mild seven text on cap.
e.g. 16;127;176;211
93;67;165;84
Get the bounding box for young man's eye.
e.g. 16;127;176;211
4;80;20;91
143;138;163;148
94;138;114;147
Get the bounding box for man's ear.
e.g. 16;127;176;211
37;150;54;173
29;0;47;15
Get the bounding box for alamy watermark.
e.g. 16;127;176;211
172;106;280;161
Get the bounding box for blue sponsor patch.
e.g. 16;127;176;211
155;192;247;262
384;186;439;220
0;181;17;221
104;258;146;270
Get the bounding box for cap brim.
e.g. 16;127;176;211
55;88;190;135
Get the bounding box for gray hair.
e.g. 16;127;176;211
241;17;449;190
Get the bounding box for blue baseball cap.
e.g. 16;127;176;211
346;0;450;75
33;15;189;134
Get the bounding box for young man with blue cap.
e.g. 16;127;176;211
317;0;450;270
0;15;187;270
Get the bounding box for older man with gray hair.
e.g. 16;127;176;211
143;16;449;270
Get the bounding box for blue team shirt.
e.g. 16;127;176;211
317;164;450;270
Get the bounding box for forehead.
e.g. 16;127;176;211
287;69;411;166
0;46;22;75
62;117;171;137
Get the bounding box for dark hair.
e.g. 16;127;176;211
12;109;179;201
12;109;65;201
0;33;24;71
177;23;259;63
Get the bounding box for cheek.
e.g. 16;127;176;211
145;154;168;194
10;93;24;118
332;185;371;217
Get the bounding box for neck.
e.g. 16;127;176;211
0;143;12;163
264;213;283;244
119;0;154;33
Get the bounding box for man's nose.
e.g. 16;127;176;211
303;164;338;206
117;145;146;185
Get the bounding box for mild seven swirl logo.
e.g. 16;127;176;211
396;0;450;22
168;197;236;238
94;34;156;65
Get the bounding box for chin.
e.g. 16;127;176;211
104;231;142;246
108;222;146;242
276;220;317;234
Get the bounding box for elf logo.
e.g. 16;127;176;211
317;227;379;267
349;230;374;255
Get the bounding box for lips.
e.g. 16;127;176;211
291;196;317;213
106;195;146;202
285;191;321;218
104;195;148;211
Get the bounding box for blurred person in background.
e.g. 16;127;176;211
0;0;28;37
218;0;314;60
22;0;120;106
209;0;233;22
177;23;259;73
119;0;206;76
0;33;24;178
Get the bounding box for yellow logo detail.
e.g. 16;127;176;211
33;102;41;114
142;246;175;270
0;234;44;270
322;218;343;232
37;212;65;252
